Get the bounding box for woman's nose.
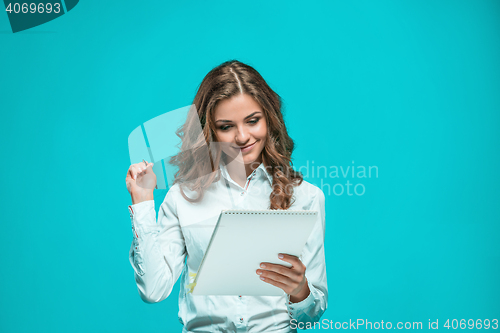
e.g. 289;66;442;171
235;125;250;144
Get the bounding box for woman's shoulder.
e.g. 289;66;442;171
163;183;180;199
164;182;193;199
293;179;325;206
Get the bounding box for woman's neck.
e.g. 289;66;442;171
225;156;262;188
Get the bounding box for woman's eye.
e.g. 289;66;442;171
219;125;232;131
248;118;259;124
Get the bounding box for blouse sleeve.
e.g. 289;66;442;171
285;187;328;324
128;186;187;303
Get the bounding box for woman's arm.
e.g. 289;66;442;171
128;186;187;303
285;187;328;323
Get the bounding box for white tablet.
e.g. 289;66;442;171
191;209;318;296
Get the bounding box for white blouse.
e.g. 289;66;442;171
128;162;328;332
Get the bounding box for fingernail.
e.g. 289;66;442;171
260;276;265;281
256;270;262;275
278;254;283;259
260;264;265;268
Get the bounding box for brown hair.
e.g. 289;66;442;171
169;60;303;209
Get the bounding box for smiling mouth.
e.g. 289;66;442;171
233;141;257;150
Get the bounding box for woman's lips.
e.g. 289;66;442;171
234;141;257;153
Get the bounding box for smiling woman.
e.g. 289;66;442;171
214;94;268;186
125;60;328;333
168;60;304;210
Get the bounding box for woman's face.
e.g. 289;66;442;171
213;93;267;166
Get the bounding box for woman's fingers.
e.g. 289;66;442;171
127;163;144;181
256;269;299;295
256;266;301;286
127;165;135;181
126;161;157;197
137;161;155;175
277;253;306;273
134;161;152;179
258;276;289;293
257;269;290;284
143;162;154;173
256;263;295;279
126;162;156;187
137;164;144;176
255;254;307;295
131;164;140;180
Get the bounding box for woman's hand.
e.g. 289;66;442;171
125;161;157;205
256;253;310;303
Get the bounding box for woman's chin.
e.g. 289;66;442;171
222;149;261;166
242;153;262;166
222;150;243;164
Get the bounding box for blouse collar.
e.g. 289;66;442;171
219;162;273;186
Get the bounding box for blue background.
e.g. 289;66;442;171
1;0;499;332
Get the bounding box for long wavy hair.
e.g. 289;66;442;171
169;60;302;210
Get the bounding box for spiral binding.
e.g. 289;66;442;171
222;209;317;215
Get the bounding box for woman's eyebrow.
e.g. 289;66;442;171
215;111;262;123
244;111;262;120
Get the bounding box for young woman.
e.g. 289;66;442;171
125;60;328;332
